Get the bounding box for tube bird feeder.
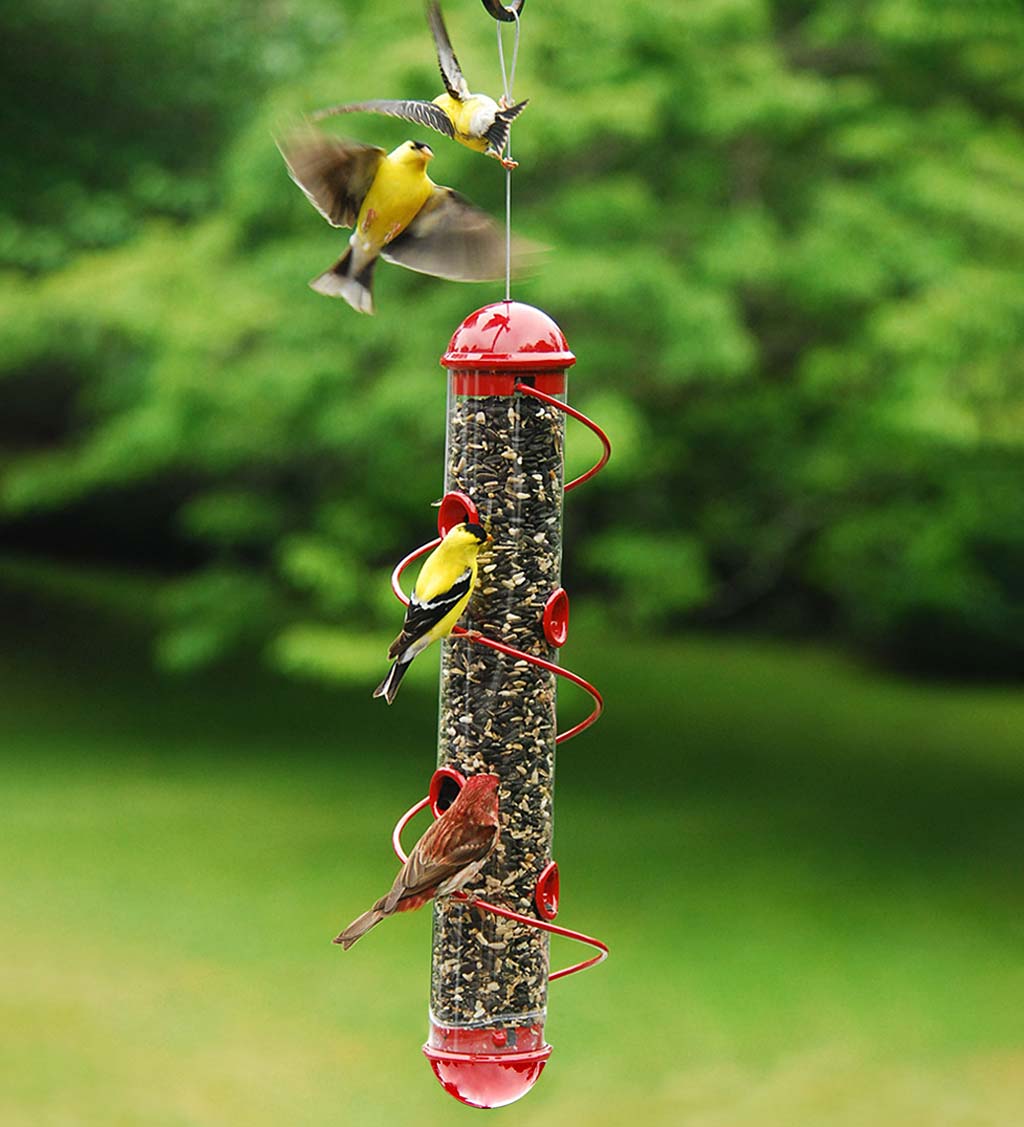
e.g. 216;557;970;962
428;300;570;1105
385;301;601;1108
387;301;608;1109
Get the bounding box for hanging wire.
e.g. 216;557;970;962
495;10;521;300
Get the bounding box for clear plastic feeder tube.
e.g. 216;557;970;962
426;302;575;1106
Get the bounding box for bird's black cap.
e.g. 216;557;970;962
462;522;489;543
410;140;434;153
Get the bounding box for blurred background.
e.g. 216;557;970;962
2;0;1023;1123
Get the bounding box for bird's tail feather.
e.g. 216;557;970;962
333;907;385;950
310;248;377;314
486;99;529;154
373;659;412;704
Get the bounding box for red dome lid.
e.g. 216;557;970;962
442;301;576;371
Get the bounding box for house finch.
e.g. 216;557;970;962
334;773;500;950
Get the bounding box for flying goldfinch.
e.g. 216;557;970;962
279;132;512;314
374;521;491;703
334;773;500;949
312;1;527;170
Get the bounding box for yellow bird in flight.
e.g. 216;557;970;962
312;1;527;170
280;132;511;314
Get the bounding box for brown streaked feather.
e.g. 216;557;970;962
384;820;497;912
278;133;385;228
333;775;499;949
427;1;470;101
334;906;385;948
312;99;456;140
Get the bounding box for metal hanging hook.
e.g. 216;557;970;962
481;0;524;22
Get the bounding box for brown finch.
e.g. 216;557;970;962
334;773;500;950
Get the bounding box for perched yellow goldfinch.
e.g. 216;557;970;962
374;521;491;703
279;132;512;314
312;1;527;170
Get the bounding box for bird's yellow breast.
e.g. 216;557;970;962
415;545;478;604
355;154;433;252
433;93;491;152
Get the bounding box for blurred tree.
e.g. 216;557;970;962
2;0;1024;677
0;0;346;265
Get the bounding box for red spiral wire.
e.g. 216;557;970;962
392;796;609;979
388;389;611;981
514;382;611;493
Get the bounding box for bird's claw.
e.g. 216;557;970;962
498;95;512;110
500;156;519;171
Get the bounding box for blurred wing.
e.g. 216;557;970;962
387;820;497;911
388;569;472;657
278;133;385;228
312;99;455;140
382;187;505;281
427;1;470;101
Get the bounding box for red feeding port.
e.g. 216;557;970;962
543;588;570;647
535;861;560;920
428;767;466;817
437;492;479;537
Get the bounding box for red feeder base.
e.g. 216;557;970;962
423;1022;552;1109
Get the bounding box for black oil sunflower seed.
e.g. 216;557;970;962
431;391;565;1029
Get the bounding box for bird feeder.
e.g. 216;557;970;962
389;301;609;1108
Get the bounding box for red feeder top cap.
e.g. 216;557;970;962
442;301;576;372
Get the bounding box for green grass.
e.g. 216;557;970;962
1;594;1022;1125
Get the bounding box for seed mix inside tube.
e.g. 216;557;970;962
431;389;565;1030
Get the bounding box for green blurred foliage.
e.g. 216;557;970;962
2;0;1024;676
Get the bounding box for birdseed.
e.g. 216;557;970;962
430;384;565;1033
